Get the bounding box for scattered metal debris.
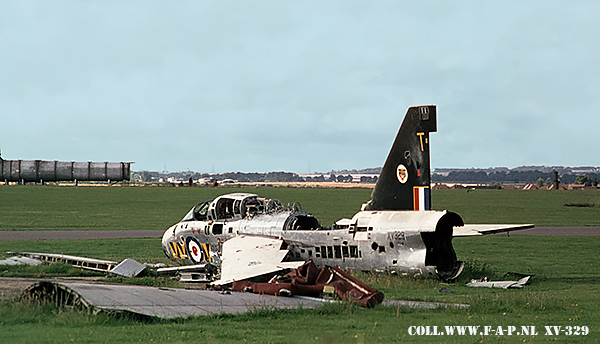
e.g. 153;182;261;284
466;276;531;289
157;263;218;282
0;256;43;266
381;299;469;309
5;252;146;278
143;263;166;269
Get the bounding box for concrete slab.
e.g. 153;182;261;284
25;281;325;319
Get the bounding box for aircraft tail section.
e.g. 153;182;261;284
365;105;437;211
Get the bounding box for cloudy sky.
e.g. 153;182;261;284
1;1;598;173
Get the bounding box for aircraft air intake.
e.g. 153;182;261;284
420;211;464;280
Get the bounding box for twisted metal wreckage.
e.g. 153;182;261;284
12;105;531;318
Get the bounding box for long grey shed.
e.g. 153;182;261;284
1;158;131;183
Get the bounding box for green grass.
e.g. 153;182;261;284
0;238;168;265
1;186;599;343
0;185;371;231
433;189;600;226
2;186;600;231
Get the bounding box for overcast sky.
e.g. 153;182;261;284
1;1;598;173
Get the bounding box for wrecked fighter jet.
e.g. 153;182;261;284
162;105;533;283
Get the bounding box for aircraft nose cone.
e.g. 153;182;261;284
162;225;178;257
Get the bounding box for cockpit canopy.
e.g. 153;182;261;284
181;200;211;222
180;193;287;222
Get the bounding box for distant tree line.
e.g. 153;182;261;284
220;172;361;183
133;170;380;183
220;172;305;182
329;167;382;175
134;169;597;186
432;170;599;185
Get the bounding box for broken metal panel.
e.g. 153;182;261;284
466;276;531;289
108;258;146;278
22;281;325;319
212;236;304;286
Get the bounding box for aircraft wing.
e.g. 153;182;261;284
453;224;534;237
211;236;304;286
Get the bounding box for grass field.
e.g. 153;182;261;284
2;186;600;230
1;185;599;343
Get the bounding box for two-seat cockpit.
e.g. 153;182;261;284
178;193;319;231
180;193;272;223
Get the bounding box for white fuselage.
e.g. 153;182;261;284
162;193;464;280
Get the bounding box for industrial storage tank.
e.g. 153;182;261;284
1;158;131;183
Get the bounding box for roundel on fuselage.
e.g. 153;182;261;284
186;237;205;263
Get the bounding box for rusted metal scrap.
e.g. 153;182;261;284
229;261;384;308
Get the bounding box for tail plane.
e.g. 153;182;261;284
365;105;437;211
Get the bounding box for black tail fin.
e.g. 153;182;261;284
365;105;437;211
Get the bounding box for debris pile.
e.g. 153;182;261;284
2;252;146;278
224;261;384;308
